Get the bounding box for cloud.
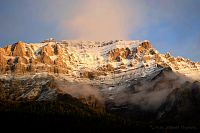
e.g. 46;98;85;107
112;71;194;111
57;81;104;105
45;0;200;41
43;0;147;40
62;1;128;40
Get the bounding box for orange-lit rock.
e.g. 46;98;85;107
18;57;29;64
140;41;152;49
143;55;151;62
4;45;12;56
41;52;54;65
41;44;54;56
26;47;34;57
13;41;26;57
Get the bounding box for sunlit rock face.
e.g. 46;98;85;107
0;39;199;79
0;39;200;113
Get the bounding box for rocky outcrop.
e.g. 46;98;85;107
41;52;54;65
0;41;72;75
12;41;26;57
0;48;7;73
54;44;63;55
140;41;152;49
4;45;12;56
41;44;54;56
108;47;133;62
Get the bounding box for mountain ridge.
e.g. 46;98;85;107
0;39;200;130
0;39;199;78
0;39;199;102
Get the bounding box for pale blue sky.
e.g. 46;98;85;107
0;0;199;61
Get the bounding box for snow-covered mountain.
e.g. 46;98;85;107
1;39;199;79
0;39;200;120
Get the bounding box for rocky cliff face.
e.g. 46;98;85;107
1;40;199;79
0;41;70;75
0;39;200;116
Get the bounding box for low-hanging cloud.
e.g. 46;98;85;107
112;70;196;111
56;81;104;105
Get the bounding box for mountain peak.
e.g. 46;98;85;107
0;39;200;127
0;39;199;81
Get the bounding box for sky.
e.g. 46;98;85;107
0;0;199;61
